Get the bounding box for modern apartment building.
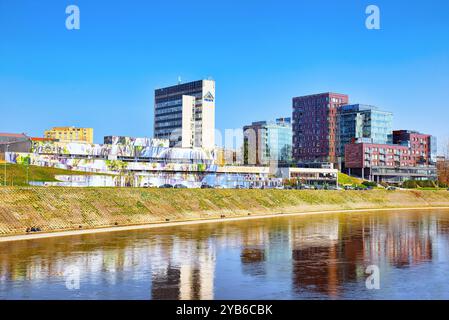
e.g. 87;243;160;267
243;117;292;166
44;127;93;144
337;104;393;163
392;130;437;165
345;142;437;183
154;79;215;149
292;93;349;166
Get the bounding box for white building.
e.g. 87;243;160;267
154;79;215;149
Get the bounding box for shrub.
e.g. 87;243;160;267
362;181;377;187
402;180;418;189
402;180;437;189
417;180;437;188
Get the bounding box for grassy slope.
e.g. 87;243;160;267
338;173;364;185
1;187;449;235
0;164;105;186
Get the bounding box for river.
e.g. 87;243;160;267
1;208;449;299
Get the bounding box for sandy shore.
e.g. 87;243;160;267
1;206;448;243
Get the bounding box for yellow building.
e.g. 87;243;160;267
44;127;93;144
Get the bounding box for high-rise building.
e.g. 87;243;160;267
44;127;93;144
337;104;393;161
154;79;215;149
243;117;292;165
292;93;349;166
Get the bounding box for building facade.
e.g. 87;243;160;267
337;104;393;162
345;142;437;183
5;139;285;189
280;167;338;186
0;133;31;160
392;130;437;166
243;117;292;166
104;136;169;148
44;127;93;144
292;93;349;166
154;79;215;149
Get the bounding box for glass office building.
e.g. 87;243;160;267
337;104;393;158
244;118;292;165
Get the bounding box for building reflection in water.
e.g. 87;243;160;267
151;236;215;300
0;209;447;299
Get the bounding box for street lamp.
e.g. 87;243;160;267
3;144;8;186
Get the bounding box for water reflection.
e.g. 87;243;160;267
1;209;449;299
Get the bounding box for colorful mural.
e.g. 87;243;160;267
6;152;218;174
31;141;216;162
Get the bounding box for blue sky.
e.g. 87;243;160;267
1;0;448;152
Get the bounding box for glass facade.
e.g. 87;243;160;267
430;136;437;165
337;104;393;157
244;118;292;165
266;118;293;164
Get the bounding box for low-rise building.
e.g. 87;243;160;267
0;133;31;161
279;167;338;186
44;127;94;144
345;142;437;183
5;139;284;188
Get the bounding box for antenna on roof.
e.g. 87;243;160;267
177;76;182;84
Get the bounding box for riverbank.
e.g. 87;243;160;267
2;206;449;243
1;187;449;239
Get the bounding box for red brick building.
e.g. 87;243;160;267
292;93;349;166
392;130;434;166
345;142;437;183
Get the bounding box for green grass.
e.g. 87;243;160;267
419;188;440;190
0;164;105;186
338;173;363;186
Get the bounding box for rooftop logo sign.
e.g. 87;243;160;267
204;92;214;103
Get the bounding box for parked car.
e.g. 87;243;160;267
142;182;155;188
283;186;293;190
174;184;187;189
159;184;174;188
386;186;397;191
201;184;214;189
